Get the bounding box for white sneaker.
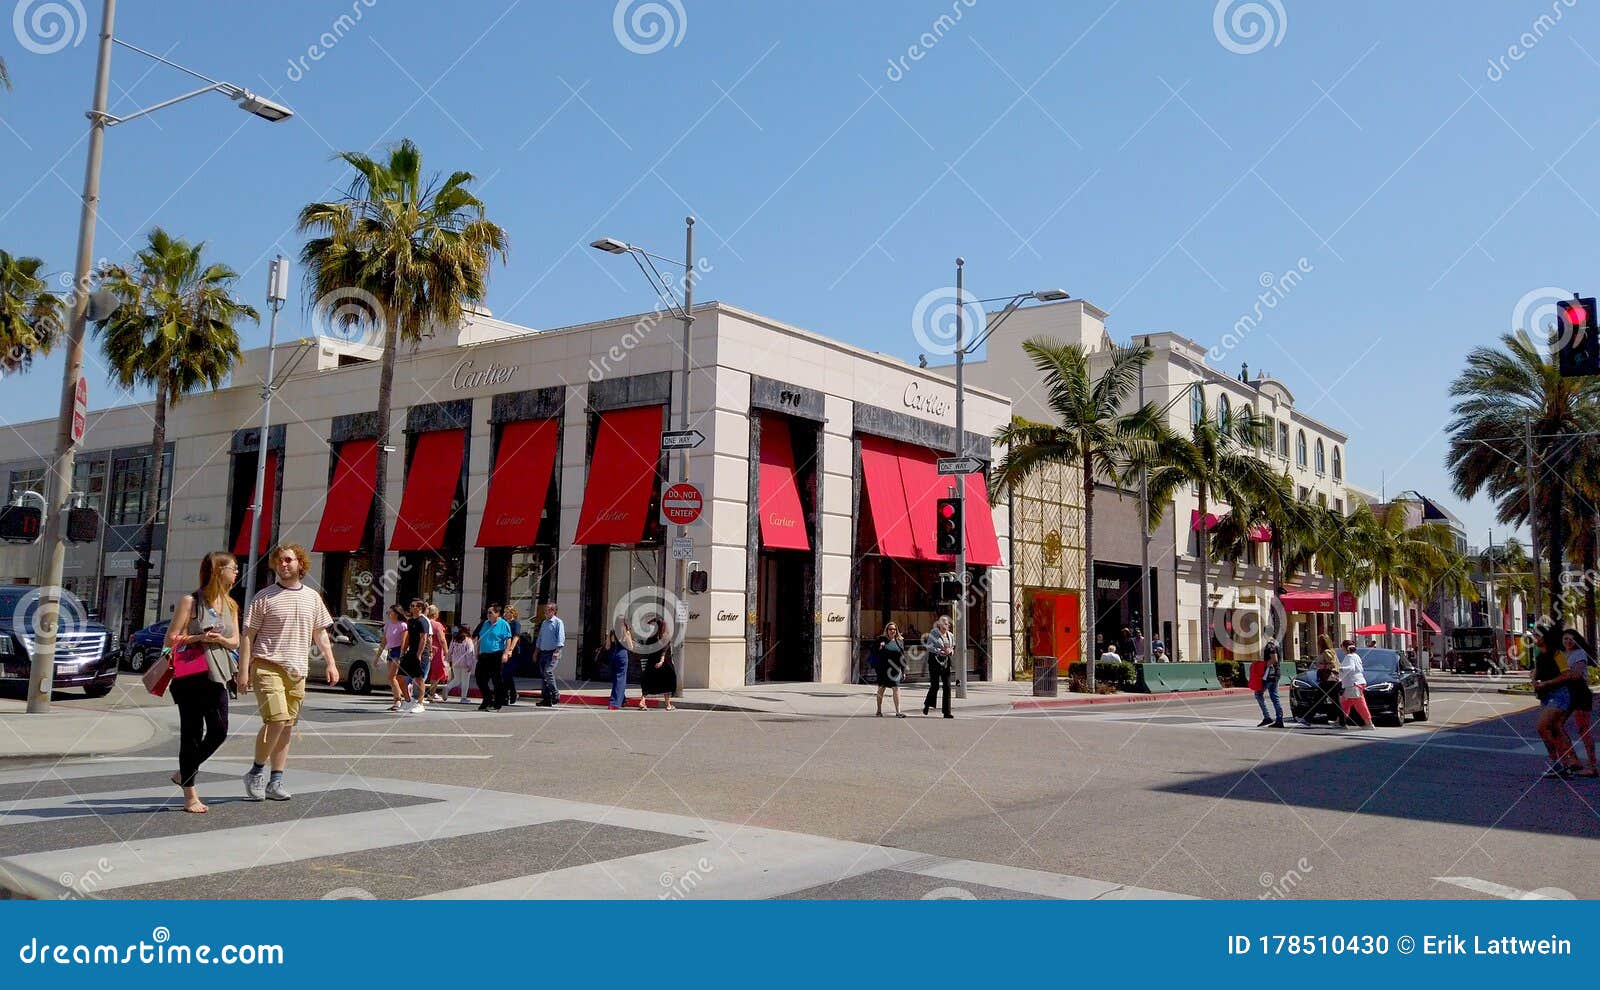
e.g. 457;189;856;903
264;779;291;801
406;702;424;714
243;766;266;801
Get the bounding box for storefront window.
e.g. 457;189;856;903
7;466;46;503
109;450;173;526
72;457;106;516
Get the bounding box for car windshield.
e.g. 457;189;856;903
349;621;382;644
1354;650;1400;676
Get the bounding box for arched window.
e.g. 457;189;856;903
1315;439;1326;475
1190;384;1205;426
1332;447;1343;480
1296;430;1307;468
1218;394;1231;429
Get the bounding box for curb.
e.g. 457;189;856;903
1011;687;1255;710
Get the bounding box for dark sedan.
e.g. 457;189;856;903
1289;648;1430;726
121;621;169;673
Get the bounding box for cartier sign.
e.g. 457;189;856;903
902;381;950;418
450;358;519;391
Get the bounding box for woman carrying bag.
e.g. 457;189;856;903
871;622;907;718
165;552;241;813
922;615;955;719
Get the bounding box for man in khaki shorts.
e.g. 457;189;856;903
237;543;338;800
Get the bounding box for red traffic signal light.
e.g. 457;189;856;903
1558;295;1599;379
0;505;42;544
935;497;963;555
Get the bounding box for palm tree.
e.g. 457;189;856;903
991;339;1161;688
96;229;255;623
1142;402;1279;661
1483;536;1533;629
0;250;65;374
298;139;508;597
1347;499;1462;650
1447;331;1600;627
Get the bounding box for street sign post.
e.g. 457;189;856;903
70;377;88;446
661;429;706;451
661;482;704;526
936;456;984;476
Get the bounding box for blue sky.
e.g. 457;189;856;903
3;0;1596;546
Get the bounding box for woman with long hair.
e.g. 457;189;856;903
444;625;476;703
1561;628;1596;778
1338;639;1375;729
638;614;678;711
606;625;634;710
383;603;409;711
922;614;955;718
425;604;449;703
871;621;907;717
165;552;241;813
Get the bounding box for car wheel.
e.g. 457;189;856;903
1385;690;1407;726
126;647;152;674
1413;689;1429;722
83;683;112;699
347;662;371;695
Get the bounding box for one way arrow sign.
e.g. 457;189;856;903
937;457;986;476
661;430;706;451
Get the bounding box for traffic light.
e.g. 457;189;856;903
935;496;963;555
66;506;100;544
0;505;42;544
1557;296;1599;378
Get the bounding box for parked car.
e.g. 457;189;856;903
121;620;169;673
0;586;117;698
308;616;387;694
1289;647;1429;726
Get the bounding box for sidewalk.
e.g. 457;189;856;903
537;680;1253;717
0;698;164;761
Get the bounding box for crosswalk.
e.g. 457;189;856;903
0;759;1189;900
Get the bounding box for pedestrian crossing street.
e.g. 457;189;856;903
0;759;1189;900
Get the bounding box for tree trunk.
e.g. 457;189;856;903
1381;575;1393;651
1271;537;1285;662
1546;484;1565;634
370;314;401;617
1331;575;1341;646
1584;518;1597;643
131;375;168;635
1083;458;1096;691
1199;485;1211;663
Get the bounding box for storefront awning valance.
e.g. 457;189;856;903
859;434;919;560
232;450;278;558
1190;510;1221;531
959;469;1003;567
1279;589;1357;613
758;415;809;551
476;418;558;548
859;435;1002;566
1419;613;1441;634
575;405;663;545
313;438;378;553
391;429;466;552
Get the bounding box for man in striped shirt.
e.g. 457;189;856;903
237;543;338;801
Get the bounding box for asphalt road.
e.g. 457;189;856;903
5;672;1591;900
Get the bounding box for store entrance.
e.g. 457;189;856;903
752;549;814;682
581;545;666;680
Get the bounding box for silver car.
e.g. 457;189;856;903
308;616;388;694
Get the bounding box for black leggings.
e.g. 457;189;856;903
924;662;952;716
476;652;503;707
171;677;230;786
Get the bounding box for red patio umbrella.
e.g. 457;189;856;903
1352;623;1414;637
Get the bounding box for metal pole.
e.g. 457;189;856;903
242;256;288;609
673;217;694;698
1138;336;1154;663
28;0;116;714
1485;529;1496;633
1525;417;1543;624
953;259;968;700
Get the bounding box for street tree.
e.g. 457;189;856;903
0;250;65;375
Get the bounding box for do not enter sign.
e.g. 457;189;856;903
661;482;703;526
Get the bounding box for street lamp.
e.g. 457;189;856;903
240;257;292;613
28;0;295;713
950;258;1069;698
590;218;697;696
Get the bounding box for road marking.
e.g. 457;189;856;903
1432;876;1570;899
92;755;495;762
296;732;514;738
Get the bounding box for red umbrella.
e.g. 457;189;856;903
1352;623;1414;637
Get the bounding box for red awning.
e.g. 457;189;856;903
476;419;559;548
1190;510;1221;531
896;444;944;561
1354;623;1414;637
859;434;918;560
1279;589;1358;613
575;405;663;545
1419;613;1441;634
1249;525;1272;543
757;415;810;551
391;429;466;551
961;469;1003;567
232;450;278;557
313;438;379;552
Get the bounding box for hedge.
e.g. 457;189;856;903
1066;660;1138;689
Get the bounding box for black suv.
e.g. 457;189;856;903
0;586;118;698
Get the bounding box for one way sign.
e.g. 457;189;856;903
936;457;985;476
661;430;705;451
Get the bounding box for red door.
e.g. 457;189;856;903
1028;590;1082;673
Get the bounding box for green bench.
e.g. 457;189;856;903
1135;662;1223;694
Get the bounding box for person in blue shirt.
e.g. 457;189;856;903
535;602;565;707
473;604;514;712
